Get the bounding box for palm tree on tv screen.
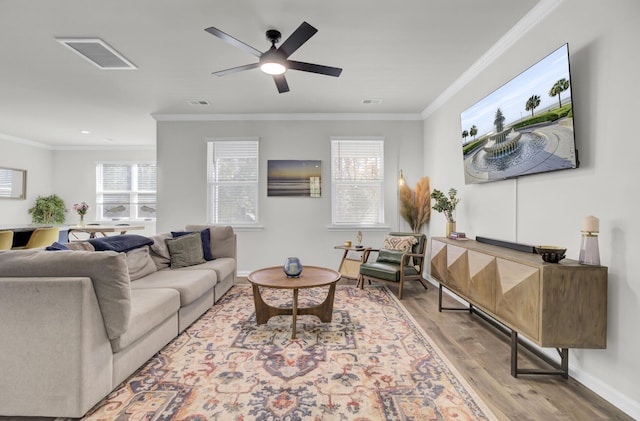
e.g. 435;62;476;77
549;78;570;108
525;94;541;117
470;125;478;140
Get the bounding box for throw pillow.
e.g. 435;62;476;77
88;234;154;253
384;235;418;252
45;242;69;251
165;232;206;269
126;246;158;281
185;224;233;259
171;228;215;261
149;232;172;270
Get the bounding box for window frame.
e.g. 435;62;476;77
206;137;260;228
95;161;157;221
330;137;387;229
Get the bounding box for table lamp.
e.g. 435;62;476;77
579;215;600;265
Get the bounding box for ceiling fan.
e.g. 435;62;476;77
205;21;342;93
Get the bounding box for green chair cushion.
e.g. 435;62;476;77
360;261;420;282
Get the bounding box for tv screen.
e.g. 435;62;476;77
461;44;577;184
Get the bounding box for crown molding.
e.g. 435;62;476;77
52;145;156;151
0;133;53;150
421;0;564;119
152;113;423;122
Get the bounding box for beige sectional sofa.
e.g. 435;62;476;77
0;224;236;418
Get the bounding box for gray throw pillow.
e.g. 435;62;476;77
165;232;205;269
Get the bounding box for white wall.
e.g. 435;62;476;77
423;0;640;417
52;148;157;235
0;139;157;236
0;137;53;224
156;118;423;274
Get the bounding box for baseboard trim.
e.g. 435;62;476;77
426;275;639;419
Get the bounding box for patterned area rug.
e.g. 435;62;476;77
84;285;496;420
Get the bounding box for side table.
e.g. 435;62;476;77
334;245;377;281
247;266;341;339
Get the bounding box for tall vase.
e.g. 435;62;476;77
446;221;456;237
79;214;86;227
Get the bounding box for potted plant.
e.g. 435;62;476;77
72;202;90;227
431;188;460;236
28;194;67;224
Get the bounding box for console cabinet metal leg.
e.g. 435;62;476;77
431;237;607;379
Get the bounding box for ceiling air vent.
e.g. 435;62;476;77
56;38;137;70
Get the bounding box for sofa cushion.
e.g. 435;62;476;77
185;225;235;259
110;288;180;353
172;228;215;261
89;234;154;253
0;249;131;340
126;246;158;281
165;233;206;268
149;232;172;270
131;268;216;307
64;241;96;251
174;257;236;285
360;261;420;282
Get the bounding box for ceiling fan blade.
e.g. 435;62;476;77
278;22;317;58
273;74;290;93
204;27;263;58
212;63;260;77
288;60;343;77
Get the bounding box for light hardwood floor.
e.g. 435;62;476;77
240;276;632;420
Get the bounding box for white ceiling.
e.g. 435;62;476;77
0;0;540;147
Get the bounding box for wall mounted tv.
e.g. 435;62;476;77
461;43;577;184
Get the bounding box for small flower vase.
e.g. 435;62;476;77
79;214;86;227
283;257;303;278
446;221;456;237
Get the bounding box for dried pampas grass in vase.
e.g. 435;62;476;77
399;176;431;233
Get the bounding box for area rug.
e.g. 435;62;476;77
83;285;496;420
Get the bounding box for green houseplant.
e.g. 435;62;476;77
431;188;460;236
28;194;67;224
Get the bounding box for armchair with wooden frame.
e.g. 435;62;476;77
358;232;429;299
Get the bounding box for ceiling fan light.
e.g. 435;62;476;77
259;47;287;75
260;61;286;75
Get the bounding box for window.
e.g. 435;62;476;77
96;162;157;220
0;168;13;198
207;139;259;225
331;138;385;226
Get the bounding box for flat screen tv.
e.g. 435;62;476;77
460;43;577;184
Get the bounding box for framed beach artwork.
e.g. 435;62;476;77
267;160;321;197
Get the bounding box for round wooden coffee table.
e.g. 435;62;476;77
247;265;341;339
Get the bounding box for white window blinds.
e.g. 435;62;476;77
96;162;157;220
331;138;385;225
207;139;259;225
0;168;12;198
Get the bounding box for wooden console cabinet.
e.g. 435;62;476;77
430;237;607;377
